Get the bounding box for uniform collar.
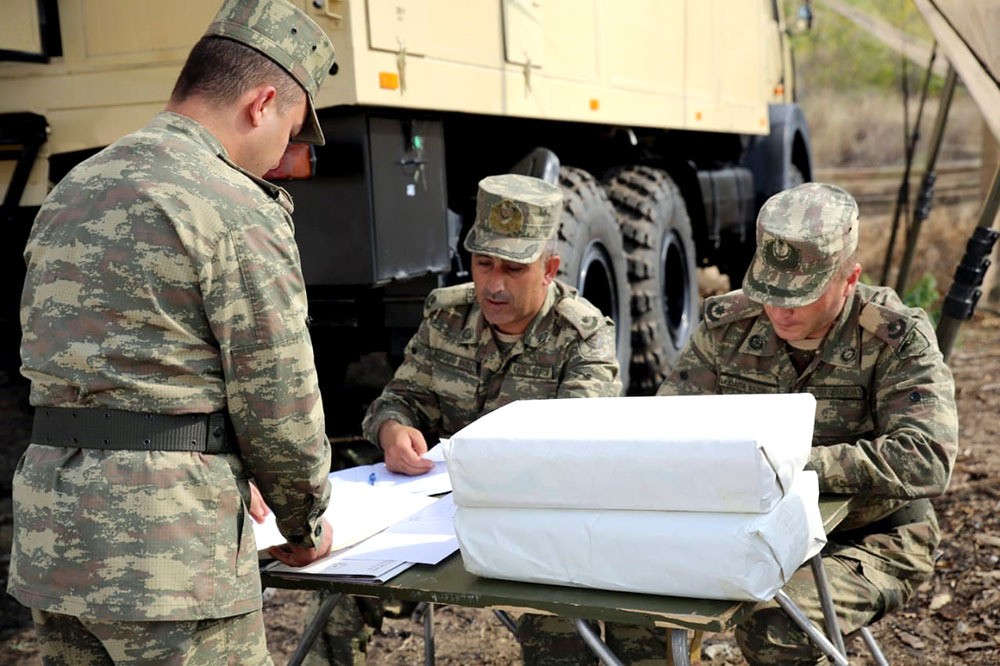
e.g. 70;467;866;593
818;292;863;367
738;291;860;366
153;112;293;213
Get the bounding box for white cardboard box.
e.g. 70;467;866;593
445;393;816;513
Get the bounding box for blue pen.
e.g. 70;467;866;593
368;471;376;486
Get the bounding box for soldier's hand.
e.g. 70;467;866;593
266;517;333;567
379;420;435;475
248;482;270;523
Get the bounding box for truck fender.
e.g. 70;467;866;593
741;103;814;207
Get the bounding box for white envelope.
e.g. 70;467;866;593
445;393;816;513
453;472;826;602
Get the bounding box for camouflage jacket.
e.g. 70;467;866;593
10;112;331;621
658;283;958;577
362;280;621;442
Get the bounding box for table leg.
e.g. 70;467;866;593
492;609;519;636
860;627;890;666
287;592;343;666
810;555;847;655
423;602;435;665
668;629;692;666
774;590;849;666
572;618;624;666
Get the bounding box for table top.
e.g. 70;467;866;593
262;495;852;633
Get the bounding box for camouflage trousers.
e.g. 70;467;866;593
735;553;915;665
31;607;272;665
518;614;669;666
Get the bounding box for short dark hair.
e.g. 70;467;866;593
170;36;304;112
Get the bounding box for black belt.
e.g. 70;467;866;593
32;407;239;454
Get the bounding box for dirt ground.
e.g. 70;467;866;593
2;192;998;666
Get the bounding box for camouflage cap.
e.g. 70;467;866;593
463;174;563;264
206;0;335;145
743;182;859;308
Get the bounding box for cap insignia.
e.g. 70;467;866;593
488;200;524;235
763;238;800;270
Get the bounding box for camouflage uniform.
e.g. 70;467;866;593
657;183;959;665
9;1;336;663
309;175;621;666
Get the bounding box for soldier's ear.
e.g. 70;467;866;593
542;254;560;284
843;263;862;296
247;85;278;128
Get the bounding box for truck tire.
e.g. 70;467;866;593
606;166;698;395
556;166;632;394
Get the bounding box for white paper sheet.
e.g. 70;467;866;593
337;494;458;565
330;443;452;496
445;394;816;513
454;472;826;602
253;478;436;552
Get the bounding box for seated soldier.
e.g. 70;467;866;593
657;182;958;664
307;173;626;665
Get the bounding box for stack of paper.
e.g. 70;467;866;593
445;394;826;601
256;444;458;583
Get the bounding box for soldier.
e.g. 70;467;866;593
656;182;958;664
306;173;624;665
8;0;337;663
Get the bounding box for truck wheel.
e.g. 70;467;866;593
606;166;698;395
556;166;632;393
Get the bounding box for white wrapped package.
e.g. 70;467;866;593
445;393;815;513
454;472;826;601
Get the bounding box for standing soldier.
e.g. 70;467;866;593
307;173;626;665
657;182;959;664
9;1;337;663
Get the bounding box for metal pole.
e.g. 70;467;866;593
895;64;958;295
573;618;625;666
774;590;849;666
492;609;519;636
881;43;938;285
936;162;1000;361
860;627;891;666
288;592;343;666
810;555;847;656
423;602;435;665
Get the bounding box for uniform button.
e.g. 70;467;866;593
213;426;224;437
841;348;856;362
749;335;764;350
909;391;922;402
679;370;689;381
462;329;472;340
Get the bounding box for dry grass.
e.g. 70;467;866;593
800;87;984;168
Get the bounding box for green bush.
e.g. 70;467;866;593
901;272;941;323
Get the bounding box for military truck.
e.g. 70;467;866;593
0;0;813;402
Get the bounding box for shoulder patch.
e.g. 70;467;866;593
858;299;931;357
702;291;762;329
556;292;607;338
424;283;477;316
